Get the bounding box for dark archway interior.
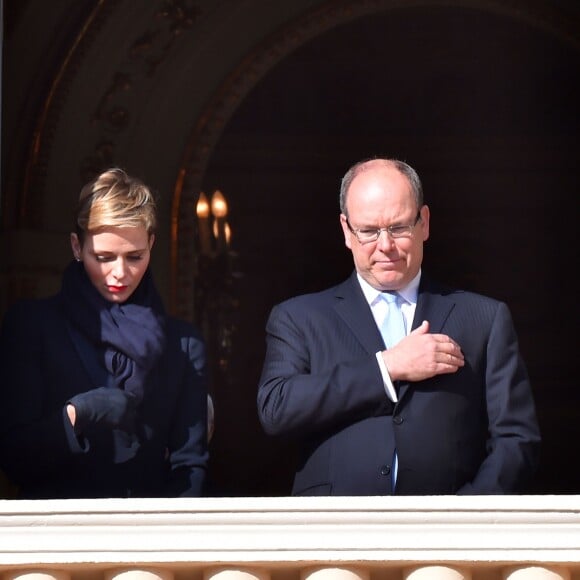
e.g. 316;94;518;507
201;5;579;496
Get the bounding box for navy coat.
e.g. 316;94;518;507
0;296;208;498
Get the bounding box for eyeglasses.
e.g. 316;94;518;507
346;210;422;244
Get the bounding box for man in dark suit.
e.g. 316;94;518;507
257;158;540;496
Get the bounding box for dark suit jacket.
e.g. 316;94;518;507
258;272;540;495
0;296;209;498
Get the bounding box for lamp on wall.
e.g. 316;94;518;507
196;189;231;256
194;190;237;376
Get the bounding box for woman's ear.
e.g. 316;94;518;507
70;233;82;261
149;233;156;250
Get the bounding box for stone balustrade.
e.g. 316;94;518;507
1;496;578;580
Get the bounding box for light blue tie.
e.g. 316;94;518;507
380;291;406;492
381;292;406;349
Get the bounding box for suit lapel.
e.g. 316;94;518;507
330;273;456;354
332;272;384;355
329;274;457;403
402;275;456;403
413;276;455;333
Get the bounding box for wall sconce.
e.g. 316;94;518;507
194;189;237;379
197;190;231;255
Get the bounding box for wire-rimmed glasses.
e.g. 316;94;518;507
346;210;422;244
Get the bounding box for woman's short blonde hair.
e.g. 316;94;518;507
75;168;157;240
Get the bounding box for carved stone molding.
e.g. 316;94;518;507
21;0;204;227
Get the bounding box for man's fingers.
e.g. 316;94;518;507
410;320;430;335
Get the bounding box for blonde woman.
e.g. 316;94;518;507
0;168;208;498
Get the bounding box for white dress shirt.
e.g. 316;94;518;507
357;271;421;403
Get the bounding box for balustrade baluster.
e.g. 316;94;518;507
404;565;471;580
204;568;270;580
301;566;369;579
106;569;173;580
503;566;570;580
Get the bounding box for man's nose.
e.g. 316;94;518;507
376;229;395;251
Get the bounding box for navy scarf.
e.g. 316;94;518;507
60;260;166;404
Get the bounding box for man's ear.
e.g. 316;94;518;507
340;214;353;250
419;205;430;242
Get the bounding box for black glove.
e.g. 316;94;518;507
68;387;139;433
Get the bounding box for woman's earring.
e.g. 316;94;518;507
75;256;81;262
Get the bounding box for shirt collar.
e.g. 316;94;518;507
357;270;421;307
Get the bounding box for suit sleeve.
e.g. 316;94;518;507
257;302;393;439
458;302;541;493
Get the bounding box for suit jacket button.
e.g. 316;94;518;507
380;465;391;476
393;415;403;425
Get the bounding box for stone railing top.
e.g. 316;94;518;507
0;495;579;567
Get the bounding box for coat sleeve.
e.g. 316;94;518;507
458;301;541;493
0;301;85;490
257;301;394;439
164;324;209;497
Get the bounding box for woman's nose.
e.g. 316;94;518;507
112;259;127;278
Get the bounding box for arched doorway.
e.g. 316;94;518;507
177;2;579;495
